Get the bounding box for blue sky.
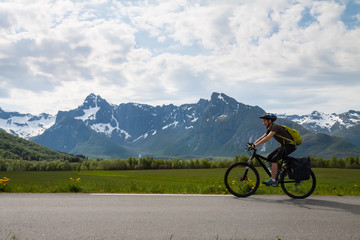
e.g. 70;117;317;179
0;0;359;115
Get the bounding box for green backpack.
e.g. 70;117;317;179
276;125;302;146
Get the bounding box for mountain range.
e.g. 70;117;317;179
1;92;360;159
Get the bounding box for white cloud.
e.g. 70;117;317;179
0;0;359;115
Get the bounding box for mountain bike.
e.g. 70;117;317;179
224;144;316;199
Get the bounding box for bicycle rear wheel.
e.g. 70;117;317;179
280;170;316;199
224;162;260;197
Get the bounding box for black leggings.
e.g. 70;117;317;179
268;145;296;163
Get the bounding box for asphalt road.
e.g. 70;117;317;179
0;193;359;240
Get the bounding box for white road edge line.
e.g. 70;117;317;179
90;193;233;197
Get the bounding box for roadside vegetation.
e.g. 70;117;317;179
0;167;359;196
0;155;358;195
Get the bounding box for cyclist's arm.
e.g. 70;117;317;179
254;131;276;148
254;133;266;146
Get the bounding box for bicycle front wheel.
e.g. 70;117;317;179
280;170;316;199
224;162;260;197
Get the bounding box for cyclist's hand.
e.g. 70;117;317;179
247;143;256;150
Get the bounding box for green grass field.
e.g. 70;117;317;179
0;168;359;196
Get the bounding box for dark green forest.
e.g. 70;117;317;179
0;155;359;171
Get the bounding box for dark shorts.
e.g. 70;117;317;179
268;145;296;163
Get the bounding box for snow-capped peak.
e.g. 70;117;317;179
279;110;360;133
0;112;55;139
75;95;100;121
75;94;109;122
297;111;340;129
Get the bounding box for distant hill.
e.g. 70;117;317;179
331;124;360;147
295;132;360;158
0;129;83;161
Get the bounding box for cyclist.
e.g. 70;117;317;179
251;113;296;186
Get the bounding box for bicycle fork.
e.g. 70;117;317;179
240;157;254;181
240;165;250;181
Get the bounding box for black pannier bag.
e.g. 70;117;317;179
286;156;311;182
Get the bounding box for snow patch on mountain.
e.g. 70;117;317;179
217;94;228;104
119;129;132;139
0;113;55;139
133;132;149;142
345;111;360;127
91;123;114;136
75;106;100;121
191;117;198;123
162;121;179;130
90;123;131;139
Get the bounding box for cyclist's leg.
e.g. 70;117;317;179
271;145;296;178
268;145;293;177
284;144;296;157
264;145;297;186
267;148;278;163
262;148;281;186
268;148;283;180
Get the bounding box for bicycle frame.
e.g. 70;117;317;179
247;148;272;176
246;148;290;182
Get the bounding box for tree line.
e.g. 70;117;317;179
0;155;359;171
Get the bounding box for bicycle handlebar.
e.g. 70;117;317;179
246;143;257;152
246;143;258;160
